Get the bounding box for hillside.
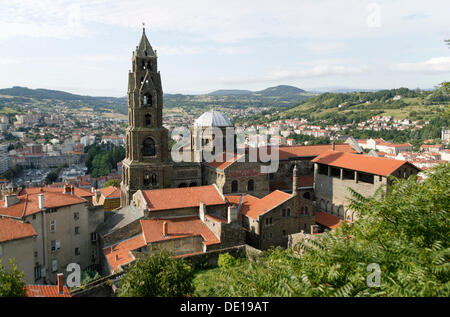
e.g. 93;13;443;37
245;85;449;126
0;85;314;116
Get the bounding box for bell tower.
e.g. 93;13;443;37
120;27;173;206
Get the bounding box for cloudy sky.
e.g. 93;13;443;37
0;0;449;96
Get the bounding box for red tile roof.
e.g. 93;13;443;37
26;284;71;297
0;192;86;218
22;186;93;198
311;151;419;176
103;234;146;273
141;185;225;212
226;190;292;220
140;217;220;246
315;211;342;229
99;186;121;199
206;153;242;170
277;144;354;160
0;218;37;243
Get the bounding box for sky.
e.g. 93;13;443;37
0;0;449;97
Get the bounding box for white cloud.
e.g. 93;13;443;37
1;0;448;42
220;62;369;84
390;57;450;73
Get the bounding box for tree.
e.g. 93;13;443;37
104;179;120;188
0;259;26;297
118;249;194;297
204;163;450;297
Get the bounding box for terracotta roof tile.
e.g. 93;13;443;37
140;216;220;246
26;284;71;297
315;211;342;229
103;234;146;273
99;186;121;199
226;190;292;220
142;185;225;212
0;218;37;243
311;150;419;176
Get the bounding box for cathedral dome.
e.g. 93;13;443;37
194;110;233;127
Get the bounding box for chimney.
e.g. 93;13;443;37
70;185;74;195
57;273;64;295
3;194;20;208
331;141;336;151
227;205;238;223
63;185;70;194
292;162;298;196
91;186;95;193
162;221;168;237
95;189;101;202
38;193;44;210
199;202;206;222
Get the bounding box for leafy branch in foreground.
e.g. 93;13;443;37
200;163;449;297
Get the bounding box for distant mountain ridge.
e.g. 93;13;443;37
208;85;306;97
0;85;313;114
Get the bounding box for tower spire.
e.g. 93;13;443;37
136;23;155;57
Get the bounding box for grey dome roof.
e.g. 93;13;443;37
194;110;233;127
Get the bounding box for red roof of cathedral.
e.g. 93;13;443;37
141;185;225;212
226;190;292;220
311;151;420;176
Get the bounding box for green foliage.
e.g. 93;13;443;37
85;144;125;178
44;166;63;185
0;259;26;297
218;253;237;269
0;165;23;180
104;179;120;188
196;164;450;297
118;249;194;297
80;269;101;286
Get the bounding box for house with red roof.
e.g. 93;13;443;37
0;184;104;285
312;150;420;231
93;186;121;211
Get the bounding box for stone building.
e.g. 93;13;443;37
312;150;420;230
0;185;104;284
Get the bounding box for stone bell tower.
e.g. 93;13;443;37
120;27;173;206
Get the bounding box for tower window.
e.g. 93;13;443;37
152;174;157;186
145;114;151;126
144;173;150;186
143;94;152;107
142;138;156;156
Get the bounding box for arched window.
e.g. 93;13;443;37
143;94;152;107
231;180;238;193
142;138;156;156
143;173;150;186
145;114;151;126
151;174;157;186
247;179;254;191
